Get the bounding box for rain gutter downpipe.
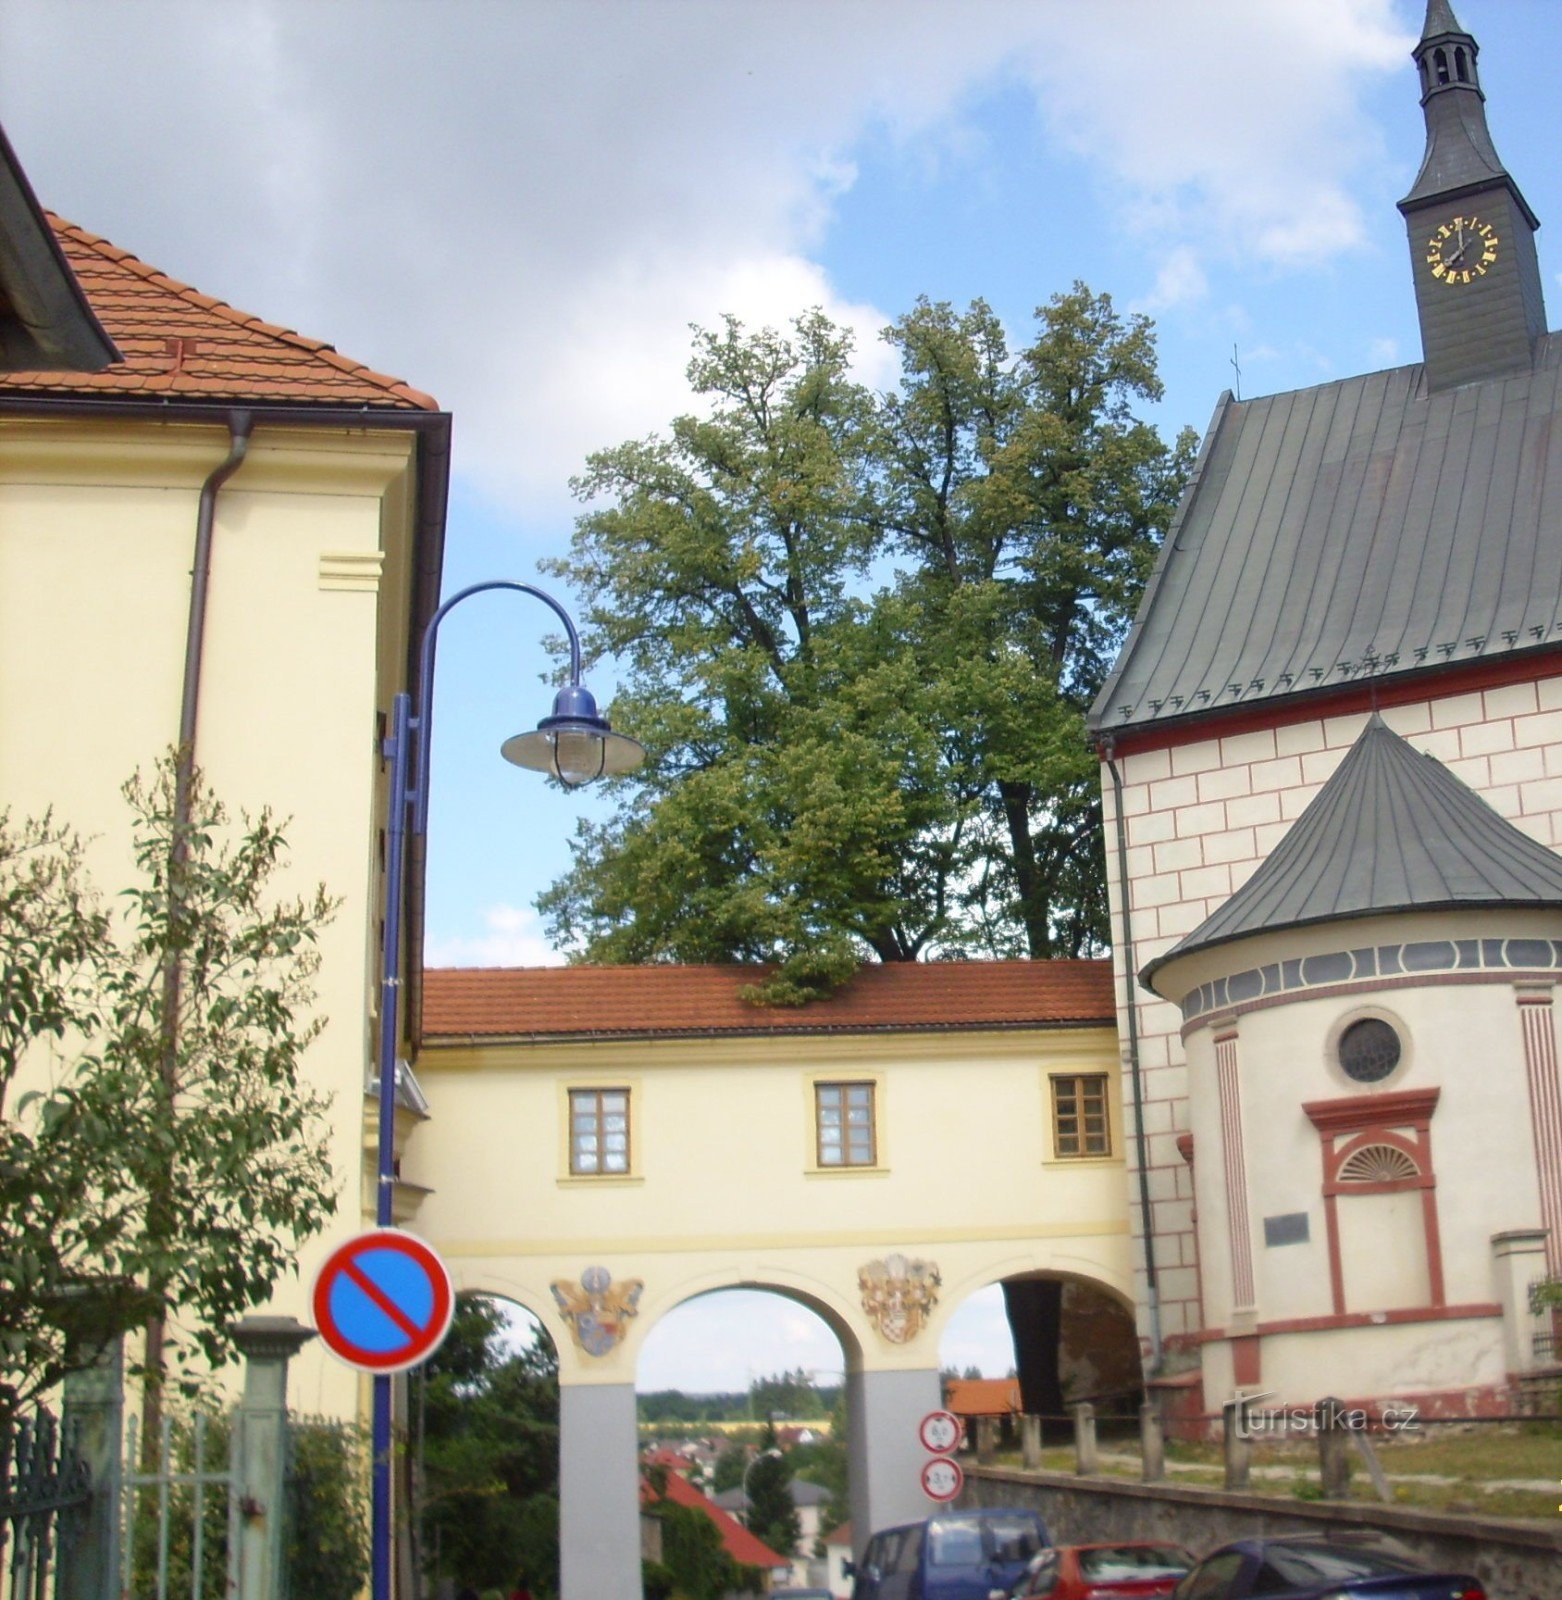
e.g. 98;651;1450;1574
145;412;254;1425
1102;736;1163;1374
178;411;254;778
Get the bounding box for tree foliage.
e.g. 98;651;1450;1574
744;1420;801;1562
0;757;337;1421
418;1295;560;1596
542;288;1195;999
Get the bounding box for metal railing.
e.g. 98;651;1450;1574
121;1413;238;1600
0;1409;91;1600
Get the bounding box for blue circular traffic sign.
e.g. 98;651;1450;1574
312;1229;455;1373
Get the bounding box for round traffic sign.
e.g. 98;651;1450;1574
921;1455;964;1502
918;1409;963;1454
311;1229;455;1373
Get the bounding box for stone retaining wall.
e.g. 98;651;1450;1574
961;1464;1562;1600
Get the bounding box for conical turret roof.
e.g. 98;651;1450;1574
1142;715;1562;989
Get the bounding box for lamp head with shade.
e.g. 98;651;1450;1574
500;682;645;787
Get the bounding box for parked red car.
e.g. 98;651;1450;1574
1003;1543;1195;1600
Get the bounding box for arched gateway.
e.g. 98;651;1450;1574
407;960;1132;1600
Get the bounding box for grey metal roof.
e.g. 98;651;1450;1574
0;121;118;372
1142;714;1562;989
1089;336;1562;735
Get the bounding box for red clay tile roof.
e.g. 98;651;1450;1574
640;1468;788;1570
944;1377;1022;1416
422;959;1115;1042
0;215;437;409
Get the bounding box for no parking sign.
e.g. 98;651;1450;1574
311;1229;455;1373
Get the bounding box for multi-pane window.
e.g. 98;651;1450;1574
1052;1074;1110;1158
569;1087;630;1174
816;1081;876;1167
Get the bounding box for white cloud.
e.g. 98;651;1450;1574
422;904;564;969
0;0;1411;528
1368;335;1401;366
1133;246;1210;313
1021;0;1410;266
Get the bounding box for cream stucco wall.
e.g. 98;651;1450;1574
0;415;424;1419
409;1025;1133;1387
1155;908;1558;1406
1100;680;1562;1349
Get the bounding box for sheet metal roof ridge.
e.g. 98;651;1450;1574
5;215;439;410
1142;713;1562;988
1087;340;1562;738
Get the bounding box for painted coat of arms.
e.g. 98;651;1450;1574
859;1253;940;1344
551;1264;643;1357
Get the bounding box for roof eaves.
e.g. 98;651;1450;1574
421;1015;1115;1047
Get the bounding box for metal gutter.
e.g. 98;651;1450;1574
1103;739;1163;1374
0;392;452;1033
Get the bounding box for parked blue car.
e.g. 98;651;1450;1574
1170;1533;1484;1600
851;1508;1050;1600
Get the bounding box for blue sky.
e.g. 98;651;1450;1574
4;0;1559;1389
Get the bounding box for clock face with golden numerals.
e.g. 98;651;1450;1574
1426;215;1499;285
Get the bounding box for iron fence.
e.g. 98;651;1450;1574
0;1409;91;1600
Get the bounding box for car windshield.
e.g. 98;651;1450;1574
986;1516;1045;1563
1264;1547;1416;1582
928;1518;987;1567
1079;1547;1193;1580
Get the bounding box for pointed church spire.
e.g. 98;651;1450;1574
1397;1;1546;390
1399;0;1523;214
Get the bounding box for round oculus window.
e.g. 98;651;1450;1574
1338;1018;1402;1083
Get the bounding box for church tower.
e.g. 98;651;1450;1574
1398;0;1546;391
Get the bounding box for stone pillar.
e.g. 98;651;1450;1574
1139;1399;1165;1483
230;1316;315;1600
1019;1413;1042;1470
975;1416;998;1463
846;1367;942;1557
1492;1229;1551;1373
559;1382;642;1600
1071;1403;1097;1476
57;1334;124;1600
1315;1397;1352;1499
1221;1399;1250;1491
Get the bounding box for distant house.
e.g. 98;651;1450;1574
712;1475;834;1557
823;1523;854;1600
640;1467;790;1592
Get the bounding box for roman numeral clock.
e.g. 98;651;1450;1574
1425;214;1498;286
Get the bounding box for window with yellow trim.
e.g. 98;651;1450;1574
1051;1073;1111;1158
815;1081;876;1167
569;1087;630;1174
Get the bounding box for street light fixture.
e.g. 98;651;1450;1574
370;578;642;1600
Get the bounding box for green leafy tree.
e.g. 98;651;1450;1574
419;1295;560;1596
712;1441;749;1494
744;1421;801;1561
0;757;337;1424
542;290;1195;998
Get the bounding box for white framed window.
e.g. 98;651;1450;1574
569;1086;631;1175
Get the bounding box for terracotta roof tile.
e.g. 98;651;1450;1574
0;215;437;410
423;959;1115;1042
944;1377;1021;1416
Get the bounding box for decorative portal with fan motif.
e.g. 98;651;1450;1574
1337;1143;1420;1184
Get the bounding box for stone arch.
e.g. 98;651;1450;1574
934;1261;1143;1445
630;1264;869;1374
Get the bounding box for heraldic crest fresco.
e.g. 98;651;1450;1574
859;1253;940;1344
551;1265;644;1357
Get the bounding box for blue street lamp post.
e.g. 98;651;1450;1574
371;580;643;1600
